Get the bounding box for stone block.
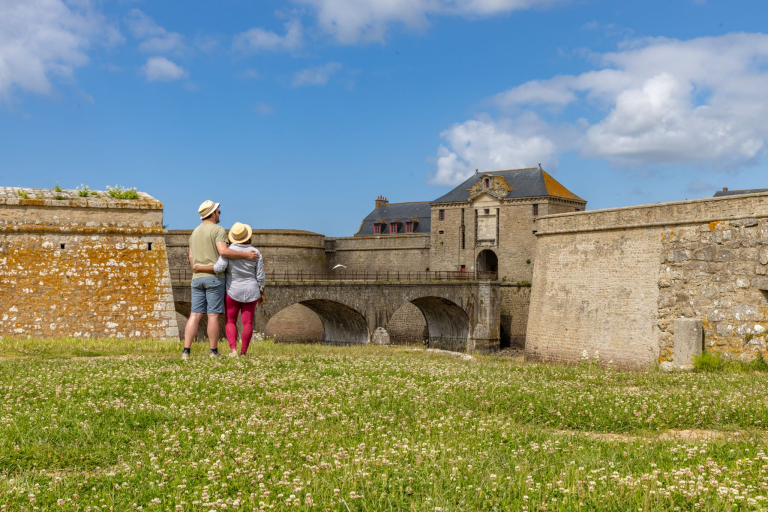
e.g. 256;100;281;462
759;247;768;265
715;249;734;262
732;304;759;321
667;250;690;263
372;327;390;346
693;246;716;261
753;277;768;290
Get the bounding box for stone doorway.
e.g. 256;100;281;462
476;249;498;273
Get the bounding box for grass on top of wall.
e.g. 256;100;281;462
2;339;768;510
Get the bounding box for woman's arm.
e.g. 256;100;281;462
194;256;228;274
255;250;265;289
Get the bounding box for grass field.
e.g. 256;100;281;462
2;338;768;511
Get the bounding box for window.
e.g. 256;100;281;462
484;208;490;215
484;178;490;188
438;209;445;221
438;230;445;235
389;222;398;234
405;221;413;233
373;223;381;235
574;208;581;212
147;242;153;251
533;204;539;216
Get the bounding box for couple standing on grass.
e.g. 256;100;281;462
182;200;266;359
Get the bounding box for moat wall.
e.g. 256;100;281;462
0;187;178;340
527;193;768;367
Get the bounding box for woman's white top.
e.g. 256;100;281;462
212;244;265;303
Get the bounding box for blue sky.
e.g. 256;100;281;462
2;0;768;235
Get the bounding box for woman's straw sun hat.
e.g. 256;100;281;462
228;222;253;244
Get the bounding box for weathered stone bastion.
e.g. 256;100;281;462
0;187;178;339
527;192;768;366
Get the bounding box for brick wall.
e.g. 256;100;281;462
0;187;178;339
527;193;768;366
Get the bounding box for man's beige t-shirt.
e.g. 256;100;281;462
189;222;228;280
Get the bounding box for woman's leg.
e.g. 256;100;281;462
240;301;257;355
225;294;241;351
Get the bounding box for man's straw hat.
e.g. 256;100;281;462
228;222;253;244
198;200;220;219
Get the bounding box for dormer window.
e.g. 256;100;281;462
373;223;382;235
389;222;398;234
484;178;490;188
405;221;413;233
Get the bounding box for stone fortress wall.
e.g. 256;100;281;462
527;192;768;366
0;187;178;340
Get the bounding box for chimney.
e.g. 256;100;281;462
722;187;729;192
375;195;388;209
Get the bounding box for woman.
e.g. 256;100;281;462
194;222;265;356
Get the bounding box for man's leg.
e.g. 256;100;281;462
205;277;227;352
184;279;208;356
184;313;204;349
207;313;220;350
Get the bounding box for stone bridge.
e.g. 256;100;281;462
172;280;501;353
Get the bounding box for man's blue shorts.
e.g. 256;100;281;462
191;276;226;314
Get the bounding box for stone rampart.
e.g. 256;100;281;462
0;187;178;339
325;235;430;273
526;193;768;366
166;229;326;277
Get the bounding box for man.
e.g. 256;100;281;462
182;200;258;358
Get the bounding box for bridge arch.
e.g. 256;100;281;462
259;298;369;345
410;296;471;352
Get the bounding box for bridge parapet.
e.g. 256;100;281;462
170;269;498;283
172;279;501;353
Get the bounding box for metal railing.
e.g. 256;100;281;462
170;268;498;283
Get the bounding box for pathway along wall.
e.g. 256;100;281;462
0;187;178;339
526;192;768;367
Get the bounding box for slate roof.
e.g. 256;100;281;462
713;188;768;197
354;201;431;237
431;167;584;204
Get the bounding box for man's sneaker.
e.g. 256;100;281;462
181;351;190;360
209;350;221;358
227;350;238;358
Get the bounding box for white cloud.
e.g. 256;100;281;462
293;0;563;44
292;62;342;87
439;33;768;177
233;19;303;53
0;0;121;104
430;115;560;185
254;102;275;115
126;9;187;54
142;56;188;82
